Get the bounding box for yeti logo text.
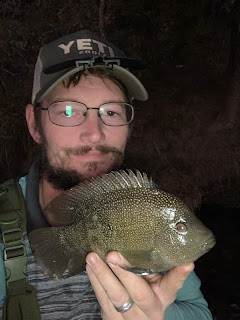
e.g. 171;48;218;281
58;38;114;57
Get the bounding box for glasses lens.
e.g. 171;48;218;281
49;101;87;126
99;103;134;126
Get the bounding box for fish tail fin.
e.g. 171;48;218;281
29;228;68;278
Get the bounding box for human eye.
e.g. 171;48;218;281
52;102;80;118
105;110;119;117
60;105;74;117
100;103;124;118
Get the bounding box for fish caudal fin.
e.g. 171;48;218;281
29;228;68;279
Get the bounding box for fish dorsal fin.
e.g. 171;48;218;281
44;170;154;222
91;169;153;192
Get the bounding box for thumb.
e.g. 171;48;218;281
151;263;195;308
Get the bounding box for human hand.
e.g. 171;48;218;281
86;251;194;320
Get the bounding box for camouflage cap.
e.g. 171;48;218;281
32;29;149;104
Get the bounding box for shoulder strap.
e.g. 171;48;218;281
0;178;26;230
0;178;41;320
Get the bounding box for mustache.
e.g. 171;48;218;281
64;145;122;156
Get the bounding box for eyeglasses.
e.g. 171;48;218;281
37;101;134;127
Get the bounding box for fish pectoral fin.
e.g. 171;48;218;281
67;249;88;276
118;250;156;275
121;266;156;275
29;228;68;278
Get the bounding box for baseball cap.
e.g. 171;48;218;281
32;30;149;104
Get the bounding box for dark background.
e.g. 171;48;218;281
0;1;240;319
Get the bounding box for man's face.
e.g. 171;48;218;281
37;74;130;189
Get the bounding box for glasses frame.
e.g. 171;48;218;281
36;101;134;127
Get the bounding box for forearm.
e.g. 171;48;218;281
164;301;213;320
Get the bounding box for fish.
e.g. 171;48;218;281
29;170;216;278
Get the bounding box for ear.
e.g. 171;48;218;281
26;104;42;144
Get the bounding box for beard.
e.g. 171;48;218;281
40;143;124;191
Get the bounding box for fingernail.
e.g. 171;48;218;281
86;253;99;267
108;262;117;269
108;262;129;271
107;252;122;264
86;264;93;274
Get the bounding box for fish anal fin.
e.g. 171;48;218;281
67;249;88;276
90;244;106;261
29;228;68;278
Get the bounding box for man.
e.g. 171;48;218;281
0;30;212;319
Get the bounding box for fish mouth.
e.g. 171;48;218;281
198;236;216;252
189;237;216;263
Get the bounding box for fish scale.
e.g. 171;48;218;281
29;170;216;278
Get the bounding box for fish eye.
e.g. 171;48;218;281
175;222;187;233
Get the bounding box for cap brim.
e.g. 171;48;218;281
35;65;148;103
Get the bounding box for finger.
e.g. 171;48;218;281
86;264;123;320
106;252;164;319
151;263;195;307
86;252;139;319
106;251;154;301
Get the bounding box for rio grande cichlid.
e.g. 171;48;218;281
29;170;216;278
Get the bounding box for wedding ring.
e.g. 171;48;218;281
114;298;134;313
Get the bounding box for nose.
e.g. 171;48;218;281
79;109;105;144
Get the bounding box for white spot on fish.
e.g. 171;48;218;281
162;208;176;220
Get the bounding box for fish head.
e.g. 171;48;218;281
151;190;216;269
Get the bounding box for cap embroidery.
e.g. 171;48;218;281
58;38;115;57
